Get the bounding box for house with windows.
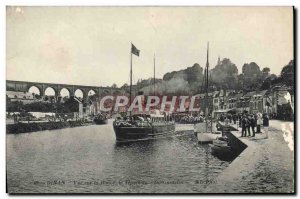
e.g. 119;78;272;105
197;92;214;115
212;91;220;112
231;92;244;111
266;85;293;119
209;85;293;120
249;90;268;114
212;89;235;117
238;91;254;113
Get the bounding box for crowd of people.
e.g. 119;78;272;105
178;115;204;124
219;112;270;139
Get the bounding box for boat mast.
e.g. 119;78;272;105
154;53;156;96
205;42;209;132
130;43;133;117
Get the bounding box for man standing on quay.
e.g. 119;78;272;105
256;112;263;133
263;113;270;139
241;115;250;137
250;115;256;137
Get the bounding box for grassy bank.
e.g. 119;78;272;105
6;121;93;134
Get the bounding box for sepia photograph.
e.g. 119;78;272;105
5;6;295;194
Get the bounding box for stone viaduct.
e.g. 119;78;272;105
6;80;131;101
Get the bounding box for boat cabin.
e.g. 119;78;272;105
129;113;173;123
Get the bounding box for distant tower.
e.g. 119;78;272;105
217;56;221;65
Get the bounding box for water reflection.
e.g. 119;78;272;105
7;124;229;193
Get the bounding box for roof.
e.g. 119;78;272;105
275;85;291;91
6;91;34;99
243;90;268;98
150;114;164;118
219;90;226;97
226;90;236;96
227;92;236;97
213;109;235;113
243;91;257;97
213;91;220;97
195;92;214;98
257;90;268;96
231;92;244;99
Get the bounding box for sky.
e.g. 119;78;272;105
6;6;294;87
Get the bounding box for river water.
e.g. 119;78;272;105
7;120;229;193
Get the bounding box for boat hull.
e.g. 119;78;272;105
113;122;175;142
209;144;232;157
94;119;108;125
212;139;228;147
194;122;221;143
197;132;219;144
194;122;219;133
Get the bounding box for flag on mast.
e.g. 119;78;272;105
131;43;140;56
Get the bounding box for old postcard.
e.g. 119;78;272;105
6;6;294;194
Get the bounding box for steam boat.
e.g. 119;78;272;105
113;44;175;142
93;113;108;125
113;112;175;142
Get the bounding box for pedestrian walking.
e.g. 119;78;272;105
228;114;232;123
220;114;224;123
224;117;230;126
256;112;263;133
250;115;256;137
263;113;269;139
247;115;252;136
241;115;250;137
233;114;237;125
12;113;16;123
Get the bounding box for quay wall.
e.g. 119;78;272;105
224;131;247;151
206;122;294;193
218;122;247;152
6;121;93;134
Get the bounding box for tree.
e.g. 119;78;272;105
262;67;270;74
242;62;261;78
241;62;263;90
63;98;79;112
210;58;238;90
281;60;294;87
261;74;277;90
262;67;270;79
111;83;118;88
236;74;245;90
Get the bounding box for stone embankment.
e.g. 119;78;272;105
6;120;93;134
206;121;294;193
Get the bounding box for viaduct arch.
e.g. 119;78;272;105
6;80;128;102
